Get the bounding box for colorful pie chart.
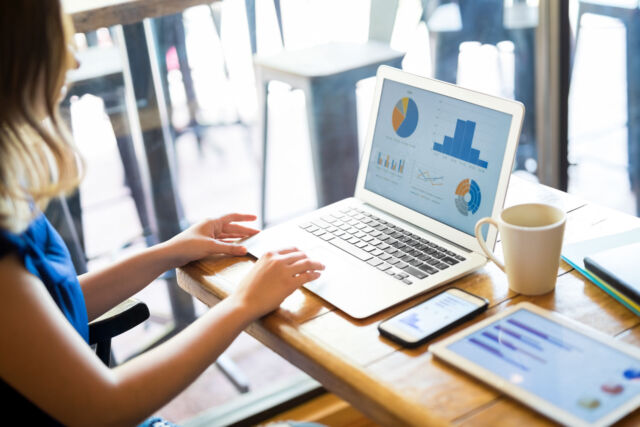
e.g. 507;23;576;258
392;97;418;138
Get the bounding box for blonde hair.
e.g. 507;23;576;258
0;1;83;233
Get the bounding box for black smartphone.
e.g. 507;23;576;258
378;288;488;348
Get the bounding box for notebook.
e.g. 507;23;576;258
562;228;640;316
584;243;640;303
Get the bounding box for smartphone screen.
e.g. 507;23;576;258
379;288;488;347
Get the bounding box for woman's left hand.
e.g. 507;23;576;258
163;213;260;268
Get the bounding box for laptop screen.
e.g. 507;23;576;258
364;79;514;237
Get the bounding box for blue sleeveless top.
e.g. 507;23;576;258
0;213;89;425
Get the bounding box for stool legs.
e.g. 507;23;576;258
115;133;156;246
109;88;157;245
511;27;537;148
304;80;359;208
259;81;269;227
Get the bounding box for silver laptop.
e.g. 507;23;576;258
246;66;524;319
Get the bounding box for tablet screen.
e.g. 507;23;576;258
446;308;640;424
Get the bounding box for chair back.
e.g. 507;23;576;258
45;196;88;274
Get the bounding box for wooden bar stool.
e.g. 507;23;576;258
247;0;404;226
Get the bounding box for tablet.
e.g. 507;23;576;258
430;302;640;427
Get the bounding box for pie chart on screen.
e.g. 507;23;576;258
392;97;419;138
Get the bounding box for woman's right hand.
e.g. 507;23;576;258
230;248;325;319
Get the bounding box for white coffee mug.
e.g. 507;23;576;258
474;203;566;295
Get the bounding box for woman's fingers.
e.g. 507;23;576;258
277;251;308;265
260;248;324;283
292;271;322;286
218;234;250;240
209;240;247;256
222;223;260;236
273;249;325;272
276;247;300;256
219;213;257;224
288;258;325;274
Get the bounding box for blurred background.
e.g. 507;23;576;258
59;0;639;423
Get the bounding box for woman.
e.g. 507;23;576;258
0;2;324;425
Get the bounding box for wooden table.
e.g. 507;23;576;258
64;0;215;33
177;175;640;426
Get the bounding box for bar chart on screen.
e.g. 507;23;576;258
376;152;405;175
433;118;489;169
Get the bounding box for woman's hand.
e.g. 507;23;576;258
230;248;325;318
163;213;260;268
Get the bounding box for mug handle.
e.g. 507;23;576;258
474;217;505;272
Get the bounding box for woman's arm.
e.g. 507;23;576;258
80;214;259;321
0;247;323;427
79;243;174;321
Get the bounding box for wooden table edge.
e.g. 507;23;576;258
177;267;451;427
66;0;218;33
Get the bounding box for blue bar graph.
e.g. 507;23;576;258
494;325;543;351
399;313;420;331
507;319;576;351
469;338;529;371
433;119;488;168
482;331;547;364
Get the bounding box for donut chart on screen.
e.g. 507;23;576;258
455;178;481;216
392;97;419;138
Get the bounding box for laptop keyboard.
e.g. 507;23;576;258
299;206;466;285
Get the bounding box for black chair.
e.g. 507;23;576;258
89;298;150;366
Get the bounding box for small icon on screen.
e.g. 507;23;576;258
577;397;601;410
601;383;624;395
623;369;640;381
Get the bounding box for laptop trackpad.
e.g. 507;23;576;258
303;245;376;311
303;245;344;291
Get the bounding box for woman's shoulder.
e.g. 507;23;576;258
0;249;35;286
0;213;54;270
0;214;88;341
